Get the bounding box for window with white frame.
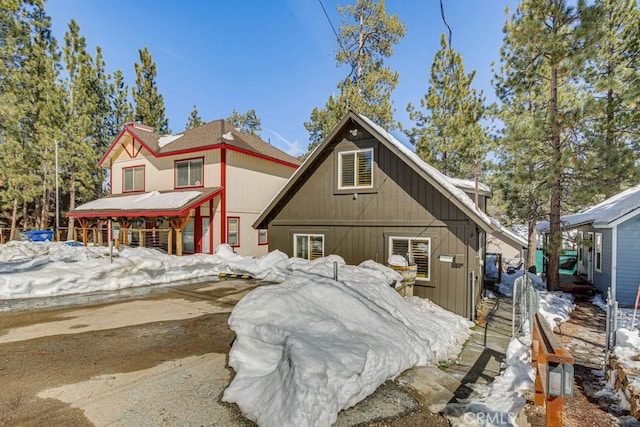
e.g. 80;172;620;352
338;148;373;189
227;217;239;247
175;158;203;188
595;232;602;272
123;166;144;192
258;229;268;245
389;237;431;280
294;234;324;260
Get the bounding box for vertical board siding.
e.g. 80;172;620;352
616;217;640;306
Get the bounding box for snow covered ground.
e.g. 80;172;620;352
0;241;474;426
2;241;638;426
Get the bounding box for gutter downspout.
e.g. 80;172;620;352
221;146;227;245
612;225;617;303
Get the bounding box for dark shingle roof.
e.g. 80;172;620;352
125;120;300;166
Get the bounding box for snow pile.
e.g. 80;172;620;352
613;328;640;390
496;270;545;297
222;256;473;427
538;291;575;329
444;338;534;426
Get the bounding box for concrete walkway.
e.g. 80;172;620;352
399;296;514;414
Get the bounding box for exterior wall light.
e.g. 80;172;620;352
547;362;574;397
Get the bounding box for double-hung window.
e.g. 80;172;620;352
175;158;203;188
389;237;431;280
294;234;324;260
258;229;268;245
595;232;602;272
123;166;144;192
338;148;373;190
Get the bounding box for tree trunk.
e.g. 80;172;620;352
547;62;561;291
22;200;28;230
10;198;19;241
527;219;537;271
40;188;49;229
66;183;76;241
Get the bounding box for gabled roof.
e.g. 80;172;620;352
489;217;528;249
253;111;493;232
537;184;640;233
67;187;222;219
99;120;301;168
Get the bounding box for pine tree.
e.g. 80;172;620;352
304;0;405;153
132;47;169;133
185;105;203;130
580;0;640;199
110;69;133;135
494;0;593;290
62;19;108;237
406;34;488;178
227;108;261;136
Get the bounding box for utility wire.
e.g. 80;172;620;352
318;0;347;54
439;0;453;47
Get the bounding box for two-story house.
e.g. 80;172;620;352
67;120;300;256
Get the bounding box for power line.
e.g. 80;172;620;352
439;0;453;47
318;0;347;54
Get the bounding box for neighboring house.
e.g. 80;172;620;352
537;184;640;306
253;111;494;318
68;120;300;256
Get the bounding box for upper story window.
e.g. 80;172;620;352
123;165;145;192
338;148;373;190
175;158;203;188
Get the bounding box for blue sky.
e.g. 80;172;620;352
46;0;519;157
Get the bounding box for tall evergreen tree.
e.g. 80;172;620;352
405;34;488;178
227;108;261;136
110;69;133;134
62;19;108;237
185;105;203;130
304;0;405;152
132;47;169;133
494;0;592;290
580;0;640;199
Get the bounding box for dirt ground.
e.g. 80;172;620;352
0;282;449;427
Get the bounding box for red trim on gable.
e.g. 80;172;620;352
98;125;157;167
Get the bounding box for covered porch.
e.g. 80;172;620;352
66;188;222;256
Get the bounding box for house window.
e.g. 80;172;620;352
294;234;324;260
258;229;268;245
338;148;373;190
389;237;431;281
175;158;203;188
227;217;239;247
123;166;144;192
595;232;602;272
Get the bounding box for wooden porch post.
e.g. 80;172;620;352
119;220;132;246
78;218;92;247
170;214;191;256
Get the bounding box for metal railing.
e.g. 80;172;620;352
512;274;539;338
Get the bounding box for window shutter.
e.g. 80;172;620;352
356;151;372;187
341;153;355;187
411;240;430;279
310;235;324;260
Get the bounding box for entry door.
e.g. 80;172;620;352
183;219;195;253
201;218;211;254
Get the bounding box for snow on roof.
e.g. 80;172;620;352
157;133;184;148
222;131;234;141
490;217;528;248
355;113;493;228
75;190;203;211
538;184;640;232
448;177;492;194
